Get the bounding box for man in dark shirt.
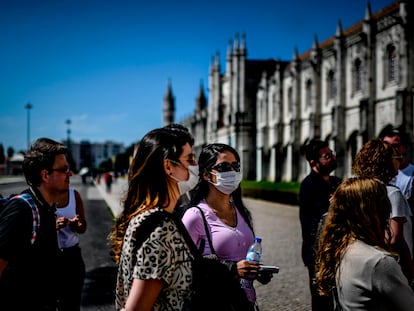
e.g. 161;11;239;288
0;138;71;310
299;139;342;311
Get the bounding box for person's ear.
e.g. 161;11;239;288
164;159;173;176
202;169;210;181
309;159;317;168
40;169;49;183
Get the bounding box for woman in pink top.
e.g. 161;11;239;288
182;143;272;310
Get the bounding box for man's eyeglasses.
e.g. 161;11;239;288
319;151;336;160
211;161;241;173
49;166;71;174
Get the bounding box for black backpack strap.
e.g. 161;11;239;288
132;209;204;262
133;210;166;251
171;213;203;260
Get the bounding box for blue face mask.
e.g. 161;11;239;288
209;170;242;194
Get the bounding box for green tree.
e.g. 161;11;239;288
0;144;5;164
114;143;135;175
7;147;14;159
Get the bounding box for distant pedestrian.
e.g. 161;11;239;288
0;137;68;310
109;124;197;310
315;177;414;310
55;187;87;311
299;139;341;311
104;171;113;193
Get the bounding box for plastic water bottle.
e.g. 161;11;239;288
241;237;262;303
246;237;262;262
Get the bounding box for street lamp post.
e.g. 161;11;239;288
66;119;71;147
65;119;73;169
24;102;33;150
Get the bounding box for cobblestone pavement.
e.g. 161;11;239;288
245;198;311;310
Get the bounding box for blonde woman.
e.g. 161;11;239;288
315;177;414;310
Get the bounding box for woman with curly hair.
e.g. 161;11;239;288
109;124;199;311
352;139;414;283
315;177;414;310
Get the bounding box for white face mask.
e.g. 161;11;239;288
170;165;199;195
209;170;242;194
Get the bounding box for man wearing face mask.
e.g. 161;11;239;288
299;139;342;311
182;143;273;311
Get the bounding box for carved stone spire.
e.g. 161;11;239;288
196;80;207;112
163;79;175;126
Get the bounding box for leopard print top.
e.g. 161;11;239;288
116;208;193;310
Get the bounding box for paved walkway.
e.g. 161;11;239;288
0;174;128;217
94;176;128;217
0;175;25;185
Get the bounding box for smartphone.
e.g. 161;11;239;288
258;265;279;274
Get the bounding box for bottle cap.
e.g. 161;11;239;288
255;237;262;243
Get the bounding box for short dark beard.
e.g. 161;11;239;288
318;161;337;176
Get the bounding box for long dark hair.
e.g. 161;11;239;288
110;125;194;263
189;143;253;231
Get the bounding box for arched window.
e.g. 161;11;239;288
288;87;293;114
354;59;362;92
387;45;396;82
327;70;337;99
306;80;312;109
272;93;277;120
259;95;266;124
217;103;225;128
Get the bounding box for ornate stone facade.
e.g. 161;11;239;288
164;0;414;182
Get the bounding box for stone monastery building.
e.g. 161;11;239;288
163;1;414;182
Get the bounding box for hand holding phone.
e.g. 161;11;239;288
258;265;279;274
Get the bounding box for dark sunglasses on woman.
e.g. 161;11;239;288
211;161;240;173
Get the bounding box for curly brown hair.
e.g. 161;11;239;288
314;177;392;296
351;138;396;183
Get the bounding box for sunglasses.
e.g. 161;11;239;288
170;153;197;168
319;151;336;160
185;153;197;165
49;166;71;174
211;161;240;173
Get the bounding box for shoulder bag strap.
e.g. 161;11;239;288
194;205;216;255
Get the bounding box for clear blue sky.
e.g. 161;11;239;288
0;0;393;153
